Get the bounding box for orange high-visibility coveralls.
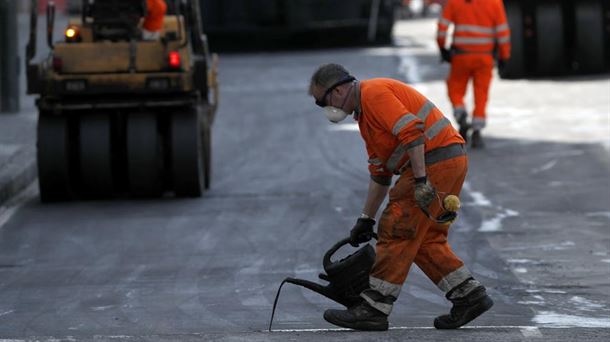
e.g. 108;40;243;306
437;0;511;130
355;78;472;314
143;0;167;32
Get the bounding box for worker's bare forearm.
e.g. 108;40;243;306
362;179;390;219
407;144;426;179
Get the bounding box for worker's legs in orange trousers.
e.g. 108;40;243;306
447;57;471;119
447;55;494;131
362;156;474;315
471;57;494;131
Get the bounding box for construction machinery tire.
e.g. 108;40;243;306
169;108;203;197
201;114;211;190
574;0;605;73
127;112;163;197
78;113;114;198
500;1;525;79
535;2;565;76
37;114;72;202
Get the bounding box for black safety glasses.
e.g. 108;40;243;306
315;76;355;108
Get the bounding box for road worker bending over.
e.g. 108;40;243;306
309;64;493;330
142;0;167;40
437;0;511;148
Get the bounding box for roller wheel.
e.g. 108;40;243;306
574;0;605;73
201;115;212;190
500;1;525;79
78;113;114;198
535;2;565;75
127;112;163;197
37;114;72;202
169;109;203;197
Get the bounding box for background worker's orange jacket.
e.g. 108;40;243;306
143;0;167;32
356;79;464;181
437;0;511;60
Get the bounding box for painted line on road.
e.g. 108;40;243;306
271;325;537;332
0;182;37;231
0;206;19;230
2;326;609;342
521;327;543;338
269;325;610;333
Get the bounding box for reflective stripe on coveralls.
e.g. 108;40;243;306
386;100;451;173
396;143;466;175
368;158;383;166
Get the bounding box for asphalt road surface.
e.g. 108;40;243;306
0;19;609;341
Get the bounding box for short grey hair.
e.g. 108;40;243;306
309;63;352;95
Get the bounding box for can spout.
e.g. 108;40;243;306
284;277;331;298
269;277;335;332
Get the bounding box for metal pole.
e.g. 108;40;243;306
0;0;20;113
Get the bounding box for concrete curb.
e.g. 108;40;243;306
0;144;37;206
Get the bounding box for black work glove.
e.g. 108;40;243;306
414;176;436;209
350;217;376;247
497;59;506;71
440;48;452;63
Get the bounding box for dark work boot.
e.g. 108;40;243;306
455;109;470;142
434;284;494;329
324;300;389;331
470;130;485;149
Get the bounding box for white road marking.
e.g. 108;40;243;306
521;327;543;338
586;212;610;219
479;209;520;232
530;160;558;174
0;183;37;231
569;296;605;311
0;310;14;317
0;206;18;230
269;325;554;333
534;311;610;328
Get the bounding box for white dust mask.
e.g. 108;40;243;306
323;83;354;123
324;106;349;123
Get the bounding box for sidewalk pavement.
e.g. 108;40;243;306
0;108;37;206
0;11;43;206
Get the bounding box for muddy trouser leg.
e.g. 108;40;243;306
365;156;472;315
413;156;475;290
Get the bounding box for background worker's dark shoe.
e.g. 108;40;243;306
471;130;485;148
324;301;389;331
457;116;470;143
434;286;494;329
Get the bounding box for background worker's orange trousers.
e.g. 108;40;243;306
371;155;468;290
447;55;494;128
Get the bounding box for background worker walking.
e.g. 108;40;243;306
309;64;493;331
142;0;167;40
437;0;511;148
